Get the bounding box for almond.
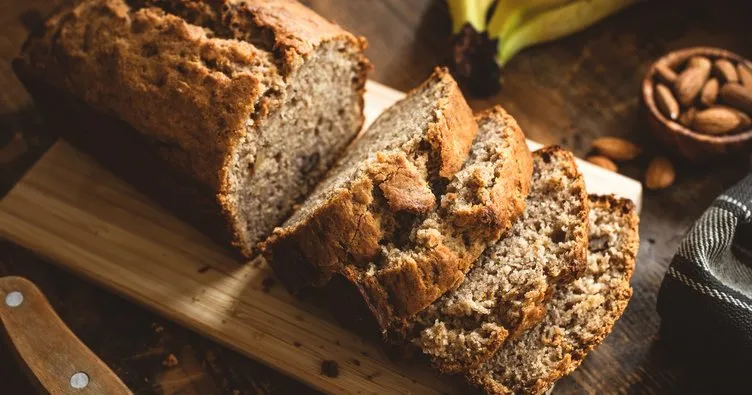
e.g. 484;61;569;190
591;137;641;161
738;63;752;90
720;82;752;114
713;59;738;83
674;59;711;106
655;63;677;84
691;106;743;135
699;78;719;107
678;107;697;127
586;155;618;172
645;157;675;190
655;83;679;119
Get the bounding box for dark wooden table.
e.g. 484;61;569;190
1;0;750;393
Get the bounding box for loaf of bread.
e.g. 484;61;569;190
469;195;639;394
410;146;589;374
262;74;533;334
13;0;370;257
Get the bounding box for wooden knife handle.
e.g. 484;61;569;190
0;276;132;394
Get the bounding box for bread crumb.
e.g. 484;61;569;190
197;265;210;273
293;341;302;348
261;276;276;293
320;360;339;378
162;354;179;368
151;323;164;333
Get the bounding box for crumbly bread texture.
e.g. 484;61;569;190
469;195;639;395
412;146;589;374
13;0;370;257
262;90;533;333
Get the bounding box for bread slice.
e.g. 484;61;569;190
469;195;639;395
262;88;533;333
13;0;370;257
410;146;589;374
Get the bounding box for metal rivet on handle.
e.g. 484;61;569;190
5;291;23;307
70;372;89;389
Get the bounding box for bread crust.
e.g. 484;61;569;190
14;0;370;256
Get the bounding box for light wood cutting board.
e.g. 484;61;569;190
0;81;642;394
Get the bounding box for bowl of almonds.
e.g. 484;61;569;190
642;47;752;162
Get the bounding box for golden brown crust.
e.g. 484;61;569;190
14;0;370;257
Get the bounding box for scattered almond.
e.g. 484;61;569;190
678;107;697;127
586;155;618;172
674;59;711;106
738;63;752;90
691;106;743;135
714;59;738;83
719;83;752;114
162;354;179;368
655;83;679;120
645;157;675;190
699;78;719;107
591;137;641;161
655;63;677;84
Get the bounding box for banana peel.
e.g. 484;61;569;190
446;0;640;97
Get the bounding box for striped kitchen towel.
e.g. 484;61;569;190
657;173;752;386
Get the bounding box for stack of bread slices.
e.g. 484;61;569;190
16;2;639;393
263;69;639;394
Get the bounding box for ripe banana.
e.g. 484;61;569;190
487;0;575;41
447;0;495;33
495;0;640;66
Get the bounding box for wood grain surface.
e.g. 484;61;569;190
0;276;132;394
0;81;639;394
1;0;751;394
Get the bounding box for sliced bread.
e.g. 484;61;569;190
14;0;370;257
410;146;589;373
469;195;639;395
262;86;533;332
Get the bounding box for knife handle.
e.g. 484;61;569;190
0;276;131;394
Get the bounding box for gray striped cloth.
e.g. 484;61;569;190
657;173;752;387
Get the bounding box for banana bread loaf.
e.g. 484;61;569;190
13;0;370;257
410;146;589;374
469;195;639;394
262;79;533;333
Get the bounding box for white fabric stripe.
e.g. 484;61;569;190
677;207;739;276
718;195;752;220
668;267;752;312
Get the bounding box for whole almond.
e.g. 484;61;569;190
655;83;680;119
655;63;678;84
675;58;711;106
692;106;742;135
699;78;719;107
591;137;641;161
713;59;738;83
645;157;675;190
678;107;697;127
738;63;752;90
720;82;752;114
586;155;618;172
688;56;712;70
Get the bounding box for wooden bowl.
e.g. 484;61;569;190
642;47;752;163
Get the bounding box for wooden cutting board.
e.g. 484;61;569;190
0;81;642;394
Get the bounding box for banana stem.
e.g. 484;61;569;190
497;0;639;66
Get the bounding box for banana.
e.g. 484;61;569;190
487;0;575;40
447;0;495;34
496;0;640;66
